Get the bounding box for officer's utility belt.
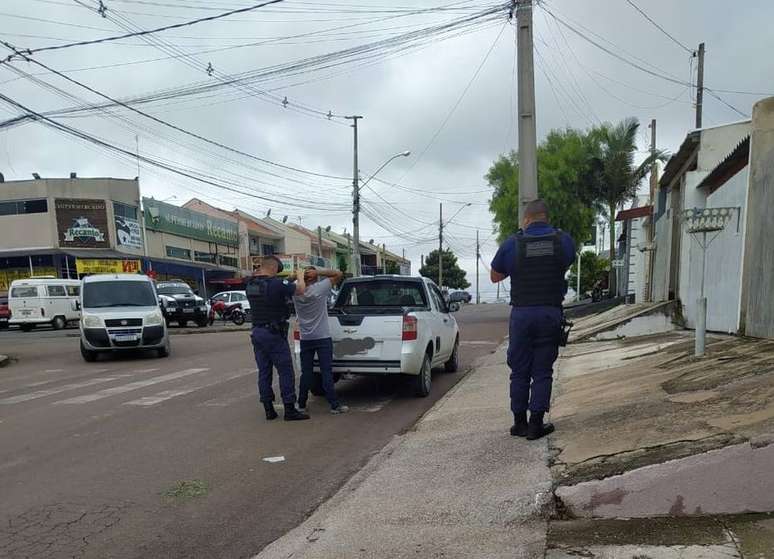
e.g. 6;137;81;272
255;321;289;336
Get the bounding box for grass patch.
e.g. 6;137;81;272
162;479;209;499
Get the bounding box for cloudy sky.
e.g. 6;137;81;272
1;0;772;300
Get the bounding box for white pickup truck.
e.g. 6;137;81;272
293;275;460;397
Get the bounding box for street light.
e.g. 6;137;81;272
352;150;410;277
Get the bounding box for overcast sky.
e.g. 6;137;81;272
1;0;772;300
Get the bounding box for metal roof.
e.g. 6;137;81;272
697;136;750;192
660;131;700;188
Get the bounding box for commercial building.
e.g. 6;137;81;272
0;176;145;291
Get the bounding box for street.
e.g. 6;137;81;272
0;304;508;559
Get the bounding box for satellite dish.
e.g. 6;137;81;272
282;215;288;223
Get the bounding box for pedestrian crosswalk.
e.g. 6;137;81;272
0;377;120;405
123;369;251;406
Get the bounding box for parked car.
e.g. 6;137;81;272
8;277;81;331
79;274;169;361
448;291;472;305
156;281;208;327
0;294;10;328
293;275;460;397
210;290;251;312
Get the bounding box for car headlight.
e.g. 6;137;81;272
145;310;163;326
82;314;102;328
164;299;177;308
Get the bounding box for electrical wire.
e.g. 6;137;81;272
4;0;286;57
623;0;693;54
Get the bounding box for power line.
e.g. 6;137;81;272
623;0;693;54
4;0;286;58
705;89;750;119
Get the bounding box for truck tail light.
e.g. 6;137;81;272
402;315;417;341
293;324;300;341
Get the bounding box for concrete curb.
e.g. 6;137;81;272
254;343;554;558
0;354;9;367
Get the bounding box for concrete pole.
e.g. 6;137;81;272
438;203;443;288
346;116;363;276
696;232;708;357
28;255;33;276
317;226;323;259
695;43;705;129
476;229;480;305
576;249;582;301
517;0;538;223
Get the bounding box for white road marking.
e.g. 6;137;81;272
201;392;254;407
43;369;65;373
0;377;119;405
123;369;251;406
349;398;393;413
54;368;210;405
263;456;285;463
132;368;160;374
461;341;498;346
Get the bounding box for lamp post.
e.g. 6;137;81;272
352;150;410;276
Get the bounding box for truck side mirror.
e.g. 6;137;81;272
75;300;81;311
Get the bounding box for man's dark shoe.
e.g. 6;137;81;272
526;412;555;441
284;403;310;421
264;402;278;421
510;411;528;437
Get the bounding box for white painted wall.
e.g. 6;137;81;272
677;122;750;332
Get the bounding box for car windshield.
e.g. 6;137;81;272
156;283;194;296
83;281;157;308
335;280;427;307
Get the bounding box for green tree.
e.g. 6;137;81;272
568;251;610;296
419;249;470;290
384;260;400;274
487;128;603;247
593;118;667;292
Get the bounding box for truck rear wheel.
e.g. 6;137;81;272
20;324;34;332
410;353;432;397
444;337;460;373
52;316;66;330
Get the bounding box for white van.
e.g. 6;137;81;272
79;274;170;361
8;277;81;331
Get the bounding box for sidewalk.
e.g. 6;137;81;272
255;344;554;559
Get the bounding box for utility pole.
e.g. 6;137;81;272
576;250;582;301
345;115;363;276
476;229;480;304
516;0;538;223
317;226;323;259
438;203;443;288
382;243;386;273
421;254;424;268
695;43;705;129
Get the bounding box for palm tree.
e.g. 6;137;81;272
595;118;667;295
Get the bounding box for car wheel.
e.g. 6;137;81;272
444;337;460;373
178;320;188;328
80;341;98;362
157;339;170;358
52;316;66;330
411;352;432;397
196;318;209;328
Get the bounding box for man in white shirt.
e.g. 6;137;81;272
294;266;348;414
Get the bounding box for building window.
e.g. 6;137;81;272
113;202;138;220
0;199;48;216
219;255;238;268
261;243;275;255
166;246;191;260
194;251;216;263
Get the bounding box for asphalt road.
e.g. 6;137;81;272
0;304;509;559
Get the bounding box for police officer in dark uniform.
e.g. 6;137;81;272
246;256;309;421
490;199;575;440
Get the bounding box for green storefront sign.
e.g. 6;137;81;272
143;198;238;247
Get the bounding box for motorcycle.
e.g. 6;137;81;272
208;300;246;326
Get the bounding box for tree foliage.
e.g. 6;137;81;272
487;128;602;246
419;249;470;290
568;251;610;296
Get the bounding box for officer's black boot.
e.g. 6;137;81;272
263;402;278;421
284;402;310;421
526;411;555;441
510;411;528;437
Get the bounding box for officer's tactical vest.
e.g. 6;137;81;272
510;231;565;308
246;277;290;324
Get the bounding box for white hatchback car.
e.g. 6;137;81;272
79;274;170;362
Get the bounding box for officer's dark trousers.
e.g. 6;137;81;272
250;326;297;404
507;306;562;414
298;337;339;409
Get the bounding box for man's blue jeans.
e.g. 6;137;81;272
298;337;339;409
